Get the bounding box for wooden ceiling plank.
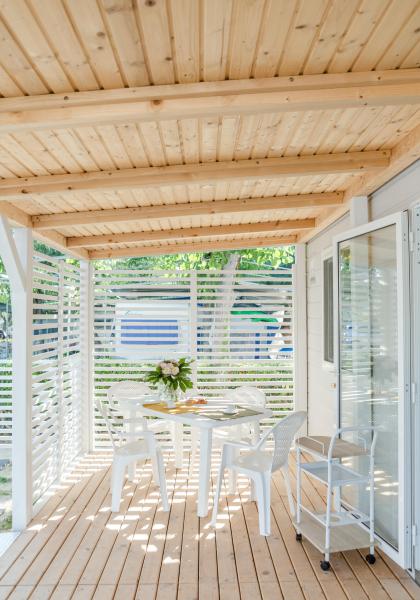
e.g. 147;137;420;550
352;0;418;72
1;69;420;133
135;0;175;85
0;0;72;93
327;0;389;74
228;0;266;80
63;0;124;89
303;0;360;75
67;218;315;247
252;0;297;79
169;0;200;83
28;0;98;91
32;192;343;229
277;0;329;76
99;0;150;87
0;151;389;200
201;0;233;81
88;234;297;259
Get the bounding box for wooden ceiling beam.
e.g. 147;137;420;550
0;152;389;201
32;192;343;230
0;201;88;260
0;69;419;133
67;219;315;248
298;123;420;243
88;235;297;260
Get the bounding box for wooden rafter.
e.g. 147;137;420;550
0;201;87;260
88;235;297;260
0;152;389;201
32;192;343;230
298;123;420;243
0;69;419;133
67;219;315;248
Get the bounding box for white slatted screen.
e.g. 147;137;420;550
93;267;294;447
32;251;82;503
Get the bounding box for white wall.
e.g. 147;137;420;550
306;160;420;436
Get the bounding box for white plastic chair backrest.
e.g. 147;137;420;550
269;411;307;472
224;386;266;408
96;398;122;450
107;380;152;411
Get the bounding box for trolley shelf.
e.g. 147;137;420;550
300;505;370;527
300;461;369;487
293;513;377;554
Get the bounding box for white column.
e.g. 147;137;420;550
80;260;94;453
293;244;308;432
350;195;369;227
0;221;34;530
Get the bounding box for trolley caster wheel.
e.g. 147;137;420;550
365;554;376;565
320;560;331;571
295;533;302;542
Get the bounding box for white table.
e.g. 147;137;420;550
119;398;272;517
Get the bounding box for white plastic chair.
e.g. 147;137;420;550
96;397;169;513
189;386;266;477
211;411;307;536
107;380;174;441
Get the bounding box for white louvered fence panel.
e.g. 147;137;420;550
93;267;294;448
32;252;82;503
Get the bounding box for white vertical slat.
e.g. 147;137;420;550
80;260;94;452
293;244;308;433
11;228;33;529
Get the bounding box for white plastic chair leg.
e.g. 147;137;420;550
281;466;295;517
156;449;169;512
254;473;267;536
111;459;126;512
211;458;226;527
226;446;238;494
262;473;271;536
150;454;160;486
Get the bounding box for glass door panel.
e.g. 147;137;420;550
335;213;410;567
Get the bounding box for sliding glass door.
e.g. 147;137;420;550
335;212;411;568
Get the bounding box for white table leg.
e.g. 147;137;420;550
174;422;183;469
198;428;212;518
127;407;137;480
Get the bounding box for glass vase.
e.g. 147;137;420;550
157;381;178;408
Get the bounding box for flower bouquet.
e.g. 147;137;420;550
144;358;194;407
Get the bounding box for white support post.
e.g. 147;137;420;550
80;260;94;453
293;244;308;433
0;219;33;530
350;195;369;227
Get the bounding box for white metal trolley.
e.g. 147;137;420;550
294;426;378;571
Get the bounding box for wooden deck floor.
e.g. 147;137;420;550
0;451;418;600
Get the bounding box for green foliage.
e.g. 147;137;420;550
144;357;194;392
94;245;295;271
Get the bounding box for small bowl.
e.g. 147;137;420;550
223;405;238;415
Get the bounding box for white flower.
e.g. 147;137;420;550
171;365;179;375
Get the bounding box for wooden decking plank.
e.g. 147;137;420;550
99;464;154;586
136;464;177;587
116;466;162;586
70;584;95;599
19;467;109;586
214;478;240;599
0;473;97;586
135;583;157;600
157;463;188;586
92;583;116;599
113;583;137;600
37;468;111;586
0;462;94;581
49;584;75;599
4;586;33;600
77;478;137;586
178;462;199;589
226;480;259;585
0;587;13;600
